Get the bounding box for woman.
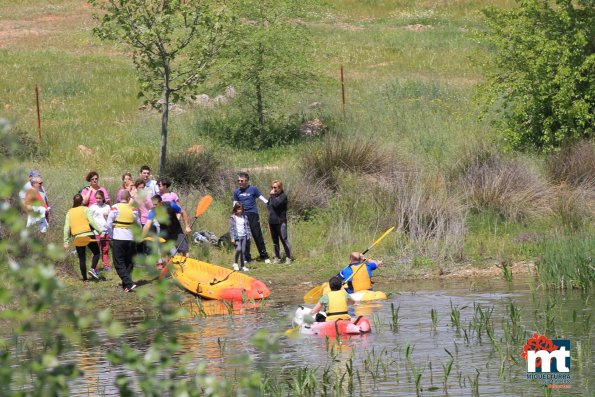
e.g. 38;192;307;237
81;171;111;207
64;193;104;281
89;190;111;271
116;172;133;203
267;179;293;264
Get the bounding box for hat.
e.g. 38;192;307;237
29;170;41;178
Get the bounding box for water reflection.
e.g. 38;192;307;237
57;278;594;395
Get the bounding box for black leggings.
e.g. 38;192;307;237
76;241;100;281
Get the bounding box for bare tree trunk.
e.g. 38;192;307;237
159;63;171;177
255;43;265;134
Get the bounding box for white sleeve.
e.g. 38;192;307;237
258;195;268;204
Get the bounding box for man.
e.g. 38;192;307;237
23;176;49;233
104;190;141;292
143;194;191;265
338;252;382;294
232;172;270;263
139;165;159;197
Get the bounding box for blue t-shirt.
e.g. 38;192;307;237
147;201;182;221
338;261;378;293
233;185;262;215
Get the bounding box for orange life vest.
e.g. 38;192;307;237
113;203;134;228
349;263;372;292
69;206;91;236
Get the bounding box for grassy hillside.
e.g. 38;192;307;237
1;0;592;286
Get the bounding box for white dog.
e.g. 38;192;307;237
292;306;317;327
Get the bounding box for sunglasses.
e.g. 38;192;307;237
90;177;99;181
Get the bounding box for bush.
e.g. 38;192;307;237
0;126;45;159
300;134;394;190
458;150;552;221
552;185;595;232
372;171;467;261
546;140;595;188
162;151;223;189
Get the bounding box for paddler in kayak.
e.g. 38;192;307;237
310;276;355;322
338;252;382;294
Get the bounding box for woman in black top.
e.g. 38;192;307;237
267;180;293;264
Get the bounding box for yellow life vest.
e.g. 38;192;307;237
325;290;350;321
69;206;91;236
350;263;372;292
114;203;134;228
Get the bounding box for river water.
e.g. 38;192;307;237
68;277;592;396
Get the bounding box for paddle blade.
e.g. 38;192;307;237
73;236;95;247
284;326;300;337
195;195;213;218
158;263;169;280
303;283;326;304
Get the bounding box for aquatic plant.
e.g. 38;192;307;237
430;308;438;329
390;303;401;332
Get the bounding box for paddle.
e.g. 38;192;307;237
73;235;97;247
158;195;214;280
303;226;395;303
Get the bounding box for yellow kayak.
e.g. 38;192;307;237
314;282;387;303
170;256;270;301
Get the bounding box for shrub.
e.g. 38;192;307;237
162;150;223;189
0;126;45;159
552;184;595;232
458;150;552;221
300;134;394;190
372;171;467;261
546;140;595;188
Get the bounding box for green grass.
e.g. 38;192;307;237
1;0;589;286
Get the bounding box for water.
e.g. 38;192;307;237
66;278;592;396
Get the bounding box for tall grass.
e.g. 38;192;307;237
536;233;594;290
546;140;595;189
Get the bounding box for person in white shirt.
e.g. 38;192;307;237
89;190;111;271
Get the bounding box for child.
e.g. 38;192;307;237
229;203;252;271
89;190;111;271
310;276;355;322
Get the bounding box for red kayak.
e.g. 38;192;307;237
300;316;372;336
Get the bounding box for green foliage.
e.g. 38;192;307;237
479;0;595;153
222;0;319;135
89;0;232;174
536;232;594;290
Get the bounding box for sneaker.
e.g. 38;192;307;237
285;257;292;264
241;266;250;272
88;268;99;279
103;266;111;271
124;284;137;292
156;263;163;270
273;257;281;264
264;259;271;264
232;263;239;271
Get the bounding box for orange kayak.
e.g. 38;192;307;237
170;256;270;301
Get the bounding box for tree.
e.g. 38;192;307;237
222;0;318;147
480;0;594;153
89;0;231;175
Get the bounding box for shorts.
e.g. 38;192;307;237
170;233;189;256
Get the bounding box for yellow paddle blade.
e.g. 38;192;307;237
73;236;96;247
303;283;326;304
284;326;300;337
144;236;166;243
195;195;213;218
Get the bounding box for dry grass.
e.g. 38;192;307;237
458;150;552;221
552;184;595;232
372;171;467;261
300;134;395;190
547;140;595;189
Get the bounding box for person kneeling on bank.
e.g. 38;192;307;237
310;276;355;322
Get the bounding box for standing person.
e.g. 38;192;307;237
63;193;104;281
143;195;191;266
337;252;383;294
20;170;48;205
229;203;252;271
23;176;49;234
116;172;134;203
267;179;293;264
156;177;179;203
132;178;153;255
232;172;270;264
105;190;141;292
81;171;111;207
89;190;111;271
139;165;159;197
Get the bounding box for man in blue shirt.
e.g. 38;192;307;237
338;252;382;293
233;172;270;263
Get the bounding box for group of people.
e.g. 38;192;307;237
22;166;294;291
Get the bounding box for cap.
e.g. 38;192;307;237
29;170;41;177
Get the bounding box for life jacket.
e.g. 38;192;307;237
69;206;91;236
325;290;350;321
113;203;134;228
348;263;372;292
